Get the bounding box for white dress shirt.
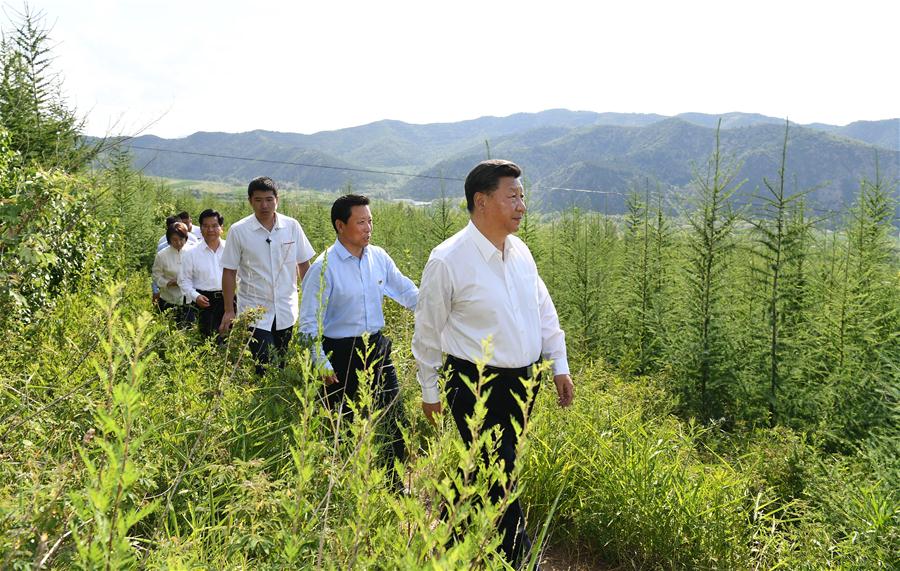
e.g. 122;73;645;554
152;245;189;305
178;239;226;302
412;221;569;404
152;232;198;296
299;239;418;372
221;213;315;331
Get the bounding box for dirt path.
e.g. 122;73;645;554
539;545;621;571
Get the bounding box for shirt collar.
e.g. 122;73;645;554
250;213;284;232
467;220;510;262
332;238;366;261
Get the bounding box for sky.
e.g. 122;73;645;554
9;0;900;139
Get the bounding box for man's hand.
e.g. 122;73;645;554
323;373;338;385
218;310;235;335
422;400;442;426
167;278;178;287
553;374;574;407
196;295;210;309
152;292;160;307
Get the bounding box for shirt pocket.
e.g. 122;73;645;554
279;240;298;267
273;240;297;283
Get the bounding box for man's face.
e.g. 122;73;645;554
200;216;222;243
180;216;193;231
337;205;372;251
480;176;526;235
249;190;278;219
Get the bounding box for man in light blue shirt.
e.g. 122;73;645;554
299;194;418;481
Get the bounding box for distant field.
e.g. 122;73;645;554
161;178;246;198
159;177;433;207
159;177;340;204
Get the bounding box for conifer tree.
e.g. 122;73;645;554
679;122;743;419
748;121;814;425
0;5;93;171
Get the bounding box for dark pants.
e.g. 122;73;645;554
196;289;231;339
444;354;541;566
322;332;407;476
157;298;195;327
249;317;293;375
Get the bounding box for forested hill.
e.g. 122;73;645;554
401;119;900;213
115;110;899;213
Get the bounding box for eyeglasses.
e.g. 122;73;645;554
200;224;221;230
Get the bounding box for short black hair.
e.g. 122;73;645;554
165;224;188;244
464;159;522;213
177;211;191;220
248;176;278;198
165;215;179;228
198;208;224;227
331;194;370;232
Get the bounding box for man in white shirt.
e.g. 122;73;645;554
220;176;315;373
178;210;204;240
412;159;574;565
179;208;230;339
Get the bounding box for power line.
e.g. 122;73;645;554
126;144;466;182
542;186;626;196
121;144;862;211
124;144;632;196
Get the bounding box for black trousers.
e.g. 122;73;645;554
249;317;293;375
157;298;195;328
322;332;407;471
444;354;541;566
195;289;231;339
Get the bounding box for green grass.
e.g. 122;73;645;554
1;172;897;569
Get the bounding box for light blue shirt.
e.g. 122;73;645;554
299;239;418;372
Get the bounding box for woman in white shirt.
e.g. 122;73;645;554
152;223;194;326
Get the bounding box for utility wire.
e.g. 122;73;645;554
126;145;466;182
123;144;857;211
124;144;629;196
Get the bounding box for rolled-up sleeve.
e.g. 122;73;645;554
537;275;569;376
412;257;452;404
384;254;418;311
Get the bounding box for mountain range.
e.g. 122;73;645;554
115;110;899;214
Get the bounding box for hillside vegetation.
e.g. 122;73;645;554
118;112;900;216
1;9;897;569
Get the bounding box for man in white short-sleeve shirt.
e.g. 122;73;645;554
220;176;315;373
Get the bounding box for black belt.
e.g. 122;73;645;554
197;289;224;299
323;331;382;344
445;354;542;381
